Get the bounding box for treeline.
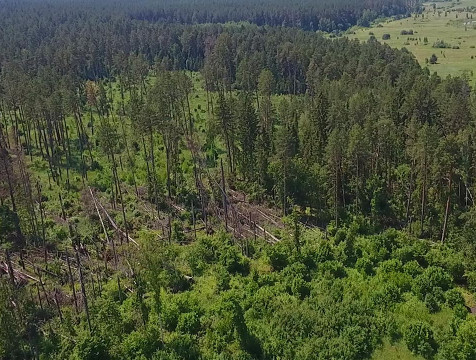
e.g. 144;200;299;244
0;0;417;39
0;0;419;80
128;0;417;31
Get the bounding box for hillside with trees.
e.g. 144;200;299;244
2;0;476;359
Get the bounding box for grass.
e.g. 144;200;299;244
344;0;476;83
461;287;476;307
372;339;422;360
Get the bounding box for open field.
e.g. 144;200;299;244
346;0;476;82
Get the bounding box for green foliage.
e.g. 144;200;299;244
0;281;24;359
452;319;476;359
432;40;451;48
445;288;465;308
403;321;437;358
424;292;440;313
413;266;452;300
176;312;201;334
466;271;476;293
166;333;200;360
403;260;424;277
72;332;111;360
3;223;473;360
121;329;161;359
215;265;232;291
266;243;289;271
453;304;469;320
356;256;374;276
0;205;22;249
171;221;185;243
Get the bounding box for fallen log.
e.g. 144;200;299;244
88;187;139;247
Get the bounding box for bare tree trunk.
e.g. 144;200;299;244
37;182;48;266
165;140;172;199
192;201;197;240
112;154;129;244
405;161;414;226
66;254;79;314
420;170;427;236
0;147;17;211
75;246;92;332
221;159;228;231
5;249;15;285
54;289;63;323
441;176;452;244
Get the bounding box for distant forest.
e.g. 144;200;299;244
0;0;418;52
0;0;419;80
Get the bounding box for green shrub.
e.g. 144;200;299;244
73;332;111;360
167;333;199;360
454;319;476;359
432;39;451;48
267;244;288;271
393;245;415;263
290;277;310;299
121;329;160;359
177;312;201;334
171;220;185;243
219;246;242;273
413;266;452;300
314;240;335;263
334;228;347;244
153;350;182;360
373;282;402;308
426;249;465;283
454;304;469;320
355;257;374;275
466;271;476;292
386;316;401;343
445;288;465;308
424;293;440;313
403;322;437;359
215;265;231;291
318;260;347;278
403;260;423;277
378;258;403;274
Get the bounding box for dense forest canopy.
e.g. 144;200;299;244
2;0;476;359
0;0;417;33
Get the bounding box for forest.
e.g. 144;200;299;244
1;0;476;359
0;0;417;35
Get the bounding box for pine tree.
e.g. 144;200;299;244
215;92;235;174
235;93;258;180
325;128;346;226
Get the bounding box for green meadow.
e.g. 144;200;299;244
346;0;476;82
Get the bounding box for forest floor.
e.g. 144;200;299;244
345;0;476;83
372;340;424;360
